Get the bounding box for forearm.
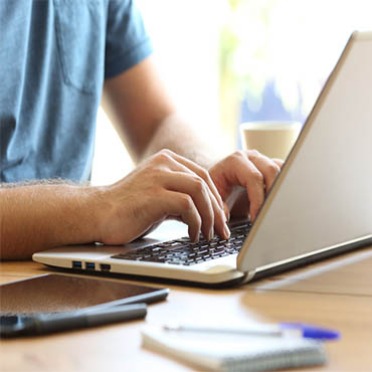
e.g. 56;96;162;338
0;183;102;260
142;113;224;169
103;58;226;169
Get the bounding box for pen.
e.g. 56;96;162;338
163;322;340;341
1;303;147;338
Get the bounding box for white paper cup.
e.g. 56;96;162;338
240;121;302;160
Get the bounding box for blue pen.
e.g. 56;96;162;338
279;322;340;340
163;322;340;341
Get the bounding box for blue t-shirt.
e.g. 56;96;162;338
0;0;152;182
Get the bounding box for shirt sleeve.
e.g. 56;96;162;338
104;0;153;79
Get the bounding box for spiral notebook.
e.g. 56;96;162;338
141;325;326;372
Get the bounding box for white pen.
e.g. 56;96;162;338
162;322;340;340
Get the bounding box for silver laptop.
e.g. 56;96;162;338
33;31;372;286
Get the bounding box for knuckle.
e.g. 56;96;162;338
248;149;261;158
159;148;173;156
232;150;246;159
251;170;264;185
156;149;174;162
198;167;209;180
266;162;281;176
179;194;194;211
228;150;248;165
192;176;205;193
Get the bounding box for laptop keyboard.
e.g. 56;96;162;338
112;221;252;266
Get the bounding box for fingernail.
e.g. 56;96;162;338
250;210;257;222
208;229;214;241
192;231;200;243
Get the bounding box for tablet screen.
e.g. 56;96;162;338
0;274;169;314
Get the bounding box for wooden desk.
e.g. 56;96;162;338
1;246;371;372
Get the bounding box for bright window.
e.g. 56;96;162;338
92;0;372;185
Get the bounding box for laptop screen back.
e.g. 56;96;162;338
238;31;372;273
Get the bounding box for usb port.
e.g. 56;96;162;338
85;262;95;270
72;261;82;269
100;264;111;272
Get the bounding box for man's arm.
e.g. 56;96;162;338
1;57;281;260
102;57;218;168
103;56;283;221
1;149;229;260
0;183;102;260
0;57;229;260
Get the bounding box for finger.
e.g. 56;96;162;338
226;152;266;221
164;150;225;210
161;190;202;242
156;150;228;238
163;172;214;240
163;172;229;240
247;150;282;191
272;158;285;168
174;162;229;239
173;157;230;237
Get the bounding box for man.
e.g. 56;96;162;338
0;0;282;260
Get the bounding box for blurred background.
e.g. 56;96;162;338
92;0;372;185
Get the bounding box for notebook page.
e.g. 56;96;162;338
141;326;327;372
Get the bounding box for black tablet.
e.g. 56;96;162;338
0;274;169;314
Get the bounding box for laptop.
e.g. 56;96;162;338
33;31;372;287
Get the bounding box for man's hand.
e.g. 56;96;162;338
95;149;230;245
209;150;284;222
1;149;230;260
1;149;281;261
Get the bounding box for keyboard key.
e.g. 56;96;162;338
112;221;251;266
